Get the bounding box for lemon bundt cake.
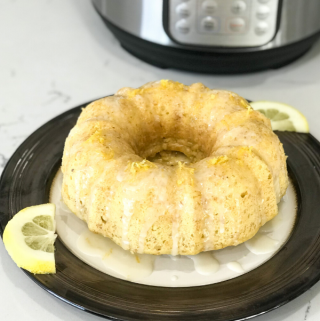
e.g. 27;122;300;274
61;80;288;255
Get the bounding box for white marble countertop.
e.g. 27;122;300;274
1;0;320;320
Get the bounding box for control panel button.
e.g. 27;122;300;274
229;18;246;32
257;5;270;19
201;0;218;15
175;19;191;34
176;2;191;18
255;21;268;35
201;16;217;32
231;1;247;14
169;0;279;47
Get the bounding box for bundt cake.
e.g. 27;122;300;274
61;80;288;255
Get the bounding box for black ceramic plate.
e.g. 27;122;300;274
1;103;320;321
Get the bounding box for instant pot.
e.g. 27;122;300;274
92;0;320;73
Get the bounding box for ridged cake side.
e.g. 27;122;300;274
61;80;288;255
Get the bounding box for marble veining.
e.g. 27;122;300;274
0;154;8;170
304;301;312;321
42;90;71;106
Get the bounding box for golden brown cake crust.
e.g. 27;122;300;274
61;80;288;255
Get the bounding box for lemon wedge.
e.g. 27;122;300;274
3;204;57;274
250;101;309;133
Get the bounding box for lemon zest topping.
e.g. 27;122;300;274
160;79;169;87
240;146;253;154
241;99;249;108
220;120;230;130
96;150;114;160
128;160;157;175
127;88;141;98
128;80;185;98
194;100;203;110
207;156;229;166
236;147;253;162
127;86;152;98
84;131;114;160
160;79;185;91
85;131;106;145
177;162;195;186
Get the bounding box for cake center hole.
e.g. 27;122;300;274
147;150;191;166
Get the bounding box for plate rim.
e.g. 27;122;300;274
1;102;320;321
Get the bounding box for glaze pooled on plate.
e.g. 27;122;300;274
50;168;296;287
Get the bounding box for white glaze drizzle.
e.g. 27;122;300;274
171;202;181;256
227;261;244;273
194;173;227;251
220;208;226;234
245;233;279;255
196;184;216;251
122;197;135;250
194;182;214;252
78;229;156;281
121;171;147;251
74;167;93;217
203;210;214;251
171;165;195;256
88;161;117;223
74;170;82;214
188;252;220;275
138;171;169;253
50;169;297;287
273;175;281;204
233;198;240;244
171;275;179;281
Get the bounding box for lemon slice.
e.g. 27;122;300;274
250;101;309;133
3;204;57;274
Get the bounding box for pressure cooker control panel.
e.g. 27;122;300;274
167;0;280;47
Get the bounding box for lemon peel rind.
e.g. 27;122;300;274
3;204;56;274
250;101;309;133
